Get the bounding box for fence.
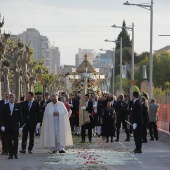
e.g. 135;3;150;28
154;94;170;133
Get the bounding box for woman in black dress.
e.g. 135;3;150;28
102;101;116;143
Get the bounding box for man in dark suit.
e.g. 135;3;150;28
140;96;149;143
39;93;51;124
72;94;81;135
115;94;130;142
131;91;143;153
81;94;94;143
0;94;23;159
20;92;41;154
0;90;9;155
93;95;103;137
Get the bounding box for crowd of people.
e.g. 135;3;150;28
0;90;160;159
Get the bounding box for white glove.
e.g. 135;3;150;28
1;126;5;132
36;123;41;129
133;123;137;130
81;106;86;110
19;128;23;132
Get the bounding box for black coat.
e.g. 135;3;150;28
72;98;80;115
0;100;7;127
115;100;128;118
1;103;23;131
102;107;115;136
141;103;149;124
93;100;103;126
132;99;143;126
22;101;41;128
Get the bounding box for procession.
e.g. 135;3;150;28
0;85;160;159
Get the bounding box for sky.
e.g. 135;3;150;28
0;0;170;65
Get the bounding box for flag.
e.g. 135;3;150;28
142;65;147;79
122;65;127;78
79;76;90;126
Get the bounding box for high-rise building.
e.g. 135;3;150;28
48;47;60;74
9;28;61;75
19;28;49;61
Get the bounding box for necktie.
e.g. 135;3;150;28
28;101;32;111
10;104;14;115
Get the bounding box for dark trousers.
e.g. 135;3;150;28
116;116;130;139
81;125;92;141
149;122;158;140
0;131;8;153
69;116;75;132
106;136;113;141
142;124;148;141
134;127;142;151
21;123;35;151
6;128;19;156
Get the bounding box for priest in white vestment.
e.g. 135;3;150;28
40;94;73;153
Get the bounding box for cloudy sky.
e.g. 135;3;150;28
0;0;170;65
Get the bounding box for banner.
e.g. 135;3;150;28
122;65;127;78
79;76;90;127
142;65;147;79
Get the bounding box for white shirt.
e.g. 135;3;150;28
9;103;14;115
4;100;9;104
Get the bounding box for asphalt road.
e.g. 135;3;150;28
0;130;170;170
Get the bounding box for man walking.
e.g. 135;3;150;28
20;92;41;154
40;94;73;153
0;94;23;159
0;91;10;155
115;94;130;142
131;91;143;153
148;98;159;141
81;94;94;143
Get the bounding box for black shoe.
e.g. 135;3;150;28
131;149;137;153
81;140;85;143
89;139;92;143
14;155;19;159
125;138;130;142
8;155;13;159
115;139;119;142
134;150;142;154
19;150;26;154
28;150;33;154
51;150;57;154
149;138;154;141
59;150;65;153
111;140;114;143
142;140;147;143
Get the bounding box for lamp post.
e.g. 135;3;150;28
124;0;153;99
100;48;115;94
105;38;123;94
112;23;134;96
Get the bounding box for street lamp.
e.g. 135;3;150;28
100;48;115;94
112;23;134;96
124;0;154;99
105;38;123;94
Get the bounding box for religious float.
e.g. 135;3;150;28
67;55;105;98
